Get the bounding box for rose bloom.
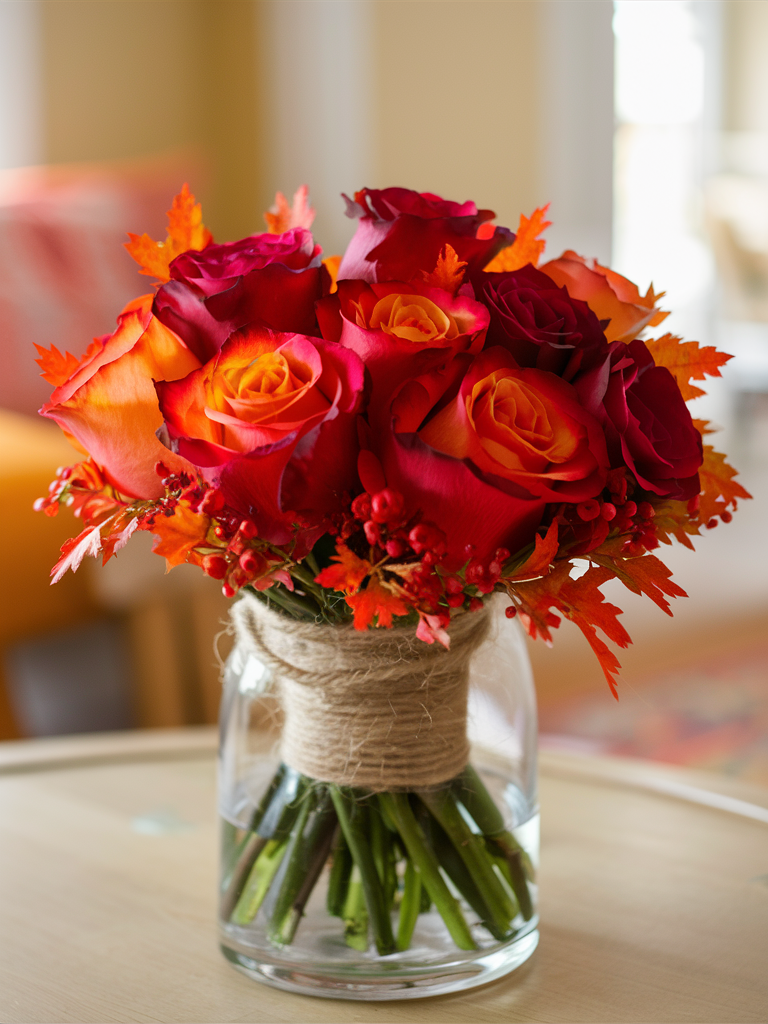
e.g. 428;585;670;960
40;295;200;499
155;325;365;542
337;187;513;284
575;339;702;500
479;264;610;380
317;278;489;403
153;227;327;362
376;347;608;567
541;251;668;343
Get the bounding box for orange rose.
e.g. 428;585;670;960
40;295;200;499
155;326;365;541
541;251;668;343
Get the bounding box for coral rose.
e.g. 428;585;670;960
317;278;488;403
479;264;610;380
376;347;608;567
40;295;200;499
576;339;702;499
541;251;668;343
155;326;365;542
338;187;513;284
153;227;326;362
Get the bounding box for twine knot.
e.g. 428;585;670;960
231;594;491;790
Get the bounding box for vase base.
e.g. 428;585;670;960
220;929;538;1001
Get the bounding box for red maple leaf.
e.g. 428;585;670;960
696;444;751;524
148;503;211;569
422;244;468;295
590;547;687;615
484;205;552;273
125;183;212;283
315;544;371;595
347;577;410;630
645;334;732;401
263;185;315;234
513;561;630;696
505;521;559;581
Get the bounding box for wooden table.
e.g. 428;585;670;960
1;729;767;1023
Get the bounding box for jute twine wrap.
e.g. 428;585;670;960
231;594;491;790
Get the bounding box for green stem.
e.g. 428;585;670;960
420;806;512;941
262;584;321;621
329;787;396;956
370;799;397;911
396;858;422;951
266;788;337;945
220;831;267;921
326;827;352;917
452;763;535;917
417;787;516;936
379;792;476;951
230;837;287;925
342;865;369;951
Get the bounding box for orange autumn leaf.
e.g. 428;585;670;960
34;343;81;386
323;254;342;294
264;185;315;234
513;561;630;695
506;521;559;581
149;502;210;569
125;183;212;283
347;577;410;630
645;334;732;401
422;244;468;295
696;445;751;524
483;205;551;273
590;549;687;616
315;543;370;595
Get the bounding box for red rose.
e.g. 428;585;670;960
317;278;489;404
479;265;610;381
374;347;608;567
153;227;327;362
155;325;365;542
576;339;702;499
338;187;513;284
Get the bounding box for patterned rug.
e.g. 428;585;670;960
539;639;768;787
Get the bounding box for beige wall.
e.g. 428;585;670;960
724;0;768;134
40;0;262;240
371;1;543;231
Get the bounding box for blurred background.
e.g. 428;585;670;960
0;0;765;783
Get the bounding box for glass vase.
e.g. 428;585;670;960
218;594;539;1000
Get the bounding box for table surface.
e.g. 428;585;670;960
1;728;767;1024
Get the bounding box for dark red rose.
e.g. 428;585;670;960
575;339;703;499
153;227;326;363
479;264;611;381
337;187;513;284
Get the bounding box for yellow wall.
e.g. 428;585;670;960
724;0;768;134
371;0;543;230
40;0;263;240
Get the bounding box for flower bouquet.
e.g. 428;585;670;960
36;184;748;996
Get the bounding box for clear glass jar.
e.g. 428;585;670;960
218;596;539;1000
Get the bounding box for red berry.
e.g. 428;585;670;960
238;519;258;539
622;500;638;518
601;502;617;521
351;493;372;521
445;576;464;594
363;520;381;545
706;517;718;529
494;547;510;562
446;593;465;608
505;605;517;619
638;502;655;519
239;550;259;574
370;488;405;524
202;555;228;580
222;583;236;598
577;499;600;521
385;539;405;558
200;489;225;514
468;597;483;612
720;510;733;523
